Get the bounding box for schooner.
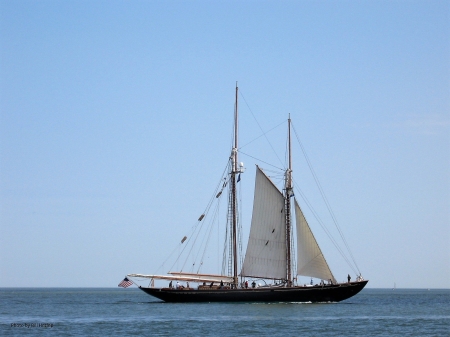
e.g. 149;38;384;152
125;84;368;302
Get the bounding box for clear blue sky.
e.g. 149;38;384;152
1;0;449;288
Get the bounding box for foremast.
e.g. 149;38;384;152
230;82;239;287
285;115;293;286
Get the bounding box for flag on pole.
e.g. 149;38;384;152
118;277;133;288
237;174;241;183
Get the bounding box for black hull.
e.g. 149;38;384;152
139;280;368;303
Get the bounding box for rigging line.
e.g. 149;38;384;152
237;177;244;273
154;242;186;275
226;158;237;277
263;168;285;175
215;188;221;274
199;160;230;225
269;174;285;187
208;191;223;274
216;188;220;275
294;181;358;275
190;211;212;273
284;125;289;170
238;151;284;171
157;199;222;274
293;179;358;275
222;160;232;276
239;90;285;167
201;204;221;270
229;108;235;150
177;202;216;273
175;219;205;272
291;175;355;271
239;120;286;150
289;191;297;280
290;221;297;282
179;179;224;272
265;172;286;186
221;214;229;275
156;207;217;274
196;197;221;273
169;160;230;273
291;122;361;274
222;161;232;275
187;160;229;240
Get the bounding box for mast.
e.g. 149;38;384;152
231;82;239;287
285;115;293;286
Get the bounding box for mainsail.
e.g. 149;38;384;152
295;199;336;283
241;166;287;279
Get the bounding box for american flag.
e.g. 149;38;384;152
118;277;133;288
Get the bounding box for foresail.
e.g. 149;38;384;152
295;199;336;283
241;166;287;280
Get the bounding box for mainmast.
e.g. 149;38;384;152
231;82;239;287
285;115;293;286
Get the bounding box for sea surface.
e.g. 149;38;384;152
0;288;448;336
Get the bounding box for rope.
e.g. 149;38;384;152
167;159;230;273
291;122;361;275
293;180;358;275
239;90;285;168
239;120;286;150
238;150;284;171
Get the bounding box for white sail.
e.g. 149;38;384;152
295;199;336;283
241;166;287;279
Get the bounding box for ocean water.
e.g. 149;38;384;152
0;288;448;336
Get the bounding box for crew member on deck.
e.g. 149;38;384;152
348;274;351;283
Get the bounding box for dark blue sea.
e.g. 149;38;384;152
0;288;448;336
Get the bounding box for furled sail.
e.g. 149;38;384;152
295;199;336;283
241;166;287;279
128;273;234;283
